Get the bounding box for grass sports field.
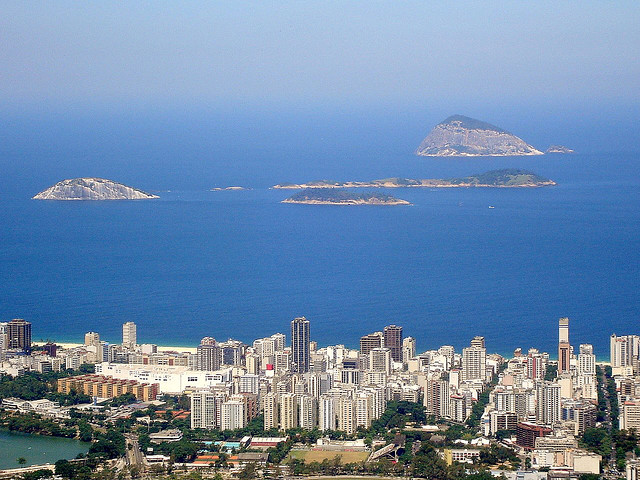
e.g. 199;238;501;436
289;449;370;463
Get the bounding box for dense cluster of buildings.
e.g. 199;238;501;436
610;334;640;432
2;314;640;477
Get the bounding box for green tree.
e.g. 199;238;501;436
22;469;54;480
54;460;75;479
237;462;257;480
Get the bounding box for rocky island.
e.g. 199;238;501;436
546;145;575;154
33;178;159;200
415;115;543;157
274;169;556;189
282;189;411;205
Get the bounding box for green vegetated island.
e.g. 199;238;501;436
282;189;411;205
274;169;556;190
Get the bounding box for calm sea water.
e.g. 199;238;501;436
0;430;89;469
0;107;638;358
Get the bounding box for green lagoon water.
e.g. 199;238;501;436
0;430;89;470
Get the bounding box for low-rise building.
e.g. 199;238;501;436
149;429;183;443
95;362;232;394
442;448;481;465
57;374;158;401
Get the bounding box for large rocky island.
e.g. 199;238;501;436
274;169;556;189
33;178;159;200
415;115;543;156
282;189;411;205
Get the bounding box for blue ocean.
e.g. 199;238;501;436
1;105;638;358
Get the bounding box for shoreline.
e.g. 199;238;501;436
33;341;197;354
32;341;612;363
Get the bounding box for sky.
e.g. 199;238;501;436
1;1;639;110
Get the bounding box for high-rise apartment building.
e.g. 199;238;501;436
470;336;485;349
298;394;317;430
263;393;278;430
369;347;392;375
220;339;245;366
341;360;361;385
424;378;450;419
383;325;403;362
0;322;8;360
191;391;222;429
610;334;640;370
271;333;286;352
306;372;333;398
291;317;310;373
319;395;337;431
578;344;596;376
462;345;486;382
84;332;102;363
84;332;100;346
275;350;291;373
360;332;383;356
7;319;32;353
450;394;467;423
245;353;260;374
197;337;222;371
221;399;246;430
536;381;561;426
122;322;137;349
280;393;298;431
355;391;373;429
402;337;416;363
620;400;640;431
238;374;259;395
558;317;571;374
526;349;548;380
338;396;356;434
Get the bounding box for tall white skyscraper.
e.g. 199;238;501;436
122;322;137;349
319;395;337;431
191;391;222;429
462;345;486;381
578;344;596;376
221;399;246;430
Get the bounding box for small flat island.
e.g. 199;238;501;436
274;169;556;190
282;189;411;205
545;145;575;154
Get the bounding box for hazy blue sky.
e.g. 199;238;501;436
2;1;639;109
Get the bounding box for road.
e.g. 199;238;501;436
598;366;618;476
124;434;145;470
